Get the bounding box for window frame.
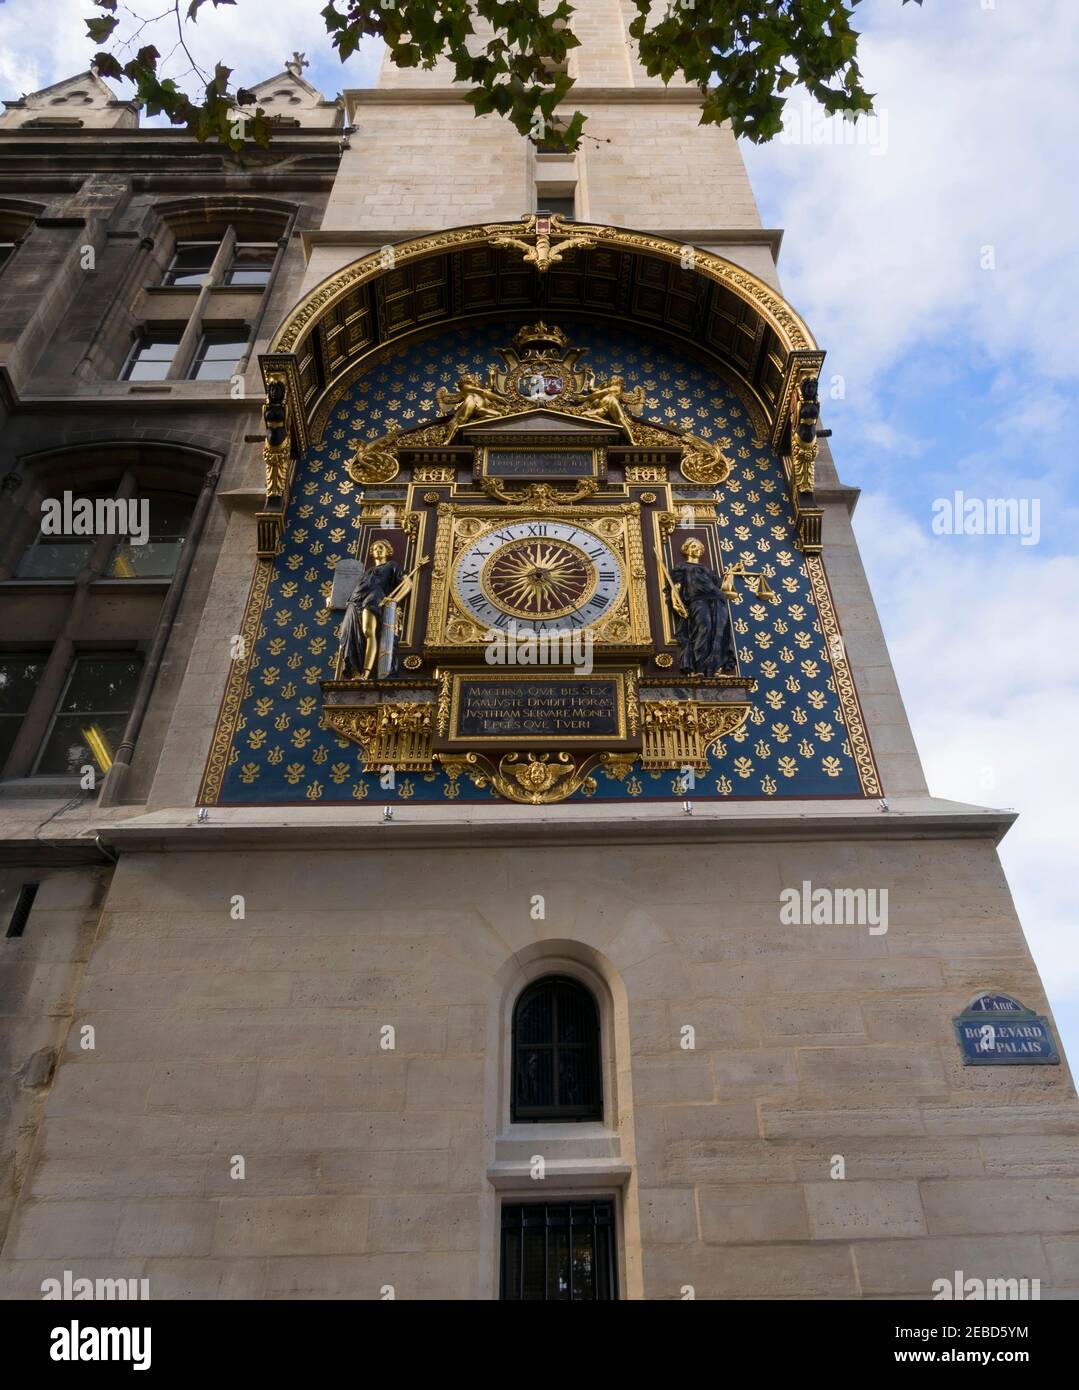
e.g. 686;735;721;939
224;243;277;286
161;240;219;288
499;1199;618;1301
189;327;250;381
121;330;182;382
0;652;50;773
535;192;577;219
511;975;602;1123
31;650;144;778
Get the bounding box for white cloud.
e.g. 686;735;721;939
0;0;378;104
854;491;1079;1061
744;0;1079;447
743;1;1079;1065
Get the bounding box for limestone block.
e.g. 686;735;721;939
699;1183;809;1244
6;1200;124;1260
365;1195;479;1254
854;1234;1051;1296
921;1179;1079;1236
213;1197;369;1257
806;1180;926;1240
114;1200;216;1257
638;1188;699;1244
643;1241;857;1299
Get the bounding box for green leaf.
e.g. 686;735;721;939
91;51;123;80
79;0;922;153
85;16;119;43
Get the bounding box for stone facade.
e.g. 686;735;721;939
1;14;1077;1302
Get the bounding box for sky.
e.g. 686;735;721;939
1;0;1076;1063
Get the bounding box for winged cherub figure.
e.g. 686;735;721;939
435;374;509;442
577;374;646;441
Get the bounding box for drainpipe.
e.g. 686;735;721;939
98;461;220;808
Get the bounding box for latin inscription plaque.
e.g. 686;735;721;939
438;671;644;750
458;678;620;739
486;449;594;478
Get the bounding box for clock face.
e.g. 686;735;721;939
453;519;624;635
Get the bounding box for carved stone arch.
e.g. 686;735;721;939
265;218;824;459
0;197;48;268
1;440;220;573
153;195;298;244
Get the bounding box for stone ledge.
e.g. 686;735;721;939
486;1159;633;1190
88;796;1017;855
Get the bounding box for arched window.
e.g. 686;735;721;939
512;976;601;1122
0;443;213;784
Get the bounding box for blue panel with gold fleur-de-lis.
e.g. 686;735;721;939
210;320;876;805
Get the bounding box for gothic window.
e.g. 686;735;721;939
118;202;295;381
15;487;114;579
15;484;193;582
190;329;249;380
500;1201;617;1301
162;240;277;288
512;976;601;1122
33;654;143;777
104;492;193;579
0;446;208;783
225;244;277;286
163;242;217;287
0;204;42;274
122;331;181;381
0;655;47;768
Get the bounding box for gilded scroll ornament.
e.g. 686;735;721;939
680;434;735;486
322;700;434;772
479;478;599;508
436;748;640;805
488;214;597;274
347;427;401;484
640;696;750;770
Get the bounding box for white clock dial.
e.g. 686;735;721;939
452;518;624;635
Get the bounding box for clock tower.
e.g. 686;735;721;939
2;2;1078;1303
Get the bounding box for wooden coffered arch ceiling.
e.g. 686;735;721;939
262;219;824;458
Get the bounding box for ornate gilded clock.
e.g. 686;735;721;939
452;518;624;635
425;502;652;651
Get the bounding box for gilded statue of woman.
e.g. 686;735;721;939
336;540;403;680
665;538;737;677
